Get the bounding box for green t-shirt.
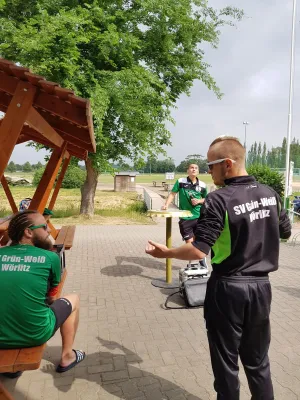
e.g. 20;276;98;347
0;244;61;348
172;177;207;220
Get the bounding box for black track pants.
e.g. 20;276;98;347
204;274;274;400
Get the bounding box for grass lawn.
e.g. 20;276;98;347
0;187;152;225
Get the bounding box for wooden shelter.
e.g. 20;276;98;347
0;57;95;240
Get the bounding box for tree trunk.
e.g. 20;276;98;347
80;158;99;216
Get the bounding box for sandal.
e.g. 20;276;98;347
56;349;85;373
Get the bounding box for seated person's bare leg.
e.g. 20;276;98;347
59;293;80;367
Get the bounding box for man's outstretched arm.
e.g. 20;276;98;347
145;240;207;260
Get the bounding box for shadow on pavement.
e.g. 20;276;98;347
101;264;153;281
41;337;205;400
115;256;182;271
101;256;181;282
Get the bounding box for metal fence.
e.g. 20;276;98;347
271;168;300;176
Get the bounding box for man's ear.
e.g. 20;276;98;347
23;227;33;240
226;160;233;169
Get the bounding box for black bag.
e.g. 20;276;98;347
164;277;208;309
182;277;208;307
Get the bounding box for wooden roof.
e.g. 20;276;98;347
0;58;95;160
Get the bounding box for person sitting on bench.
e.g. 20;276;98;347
0;210;85;373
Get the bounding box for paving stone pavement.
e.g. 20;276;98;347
1;220;300;399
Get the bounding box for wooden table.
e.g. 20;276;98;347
147;210;192;288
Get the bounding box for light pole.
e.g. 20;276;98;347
243;121;250;162
284;0;297;208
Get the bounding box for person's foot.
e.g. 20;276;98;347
60;349;77;367
56;349;85;373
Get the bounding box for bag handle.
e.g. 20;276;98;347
164;290;204;310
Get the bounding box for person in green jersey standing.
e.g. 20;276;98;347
0;210;85;375
162;163;208;269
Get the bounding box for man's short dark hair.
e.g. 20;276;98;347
188;163;199;169
8;210;39;245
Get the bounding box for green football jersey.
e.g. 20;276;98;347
0;244;61;348
172;177;207;220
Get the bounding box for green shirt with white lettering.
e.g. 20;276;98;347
0;244;61;348
172;177;207;220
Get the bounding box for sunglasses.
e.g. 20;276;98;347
29;224;48;231
207;158;236;170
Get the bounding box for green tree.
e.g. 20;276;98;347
247;164;284;197
33;166;85;188
15;164;23;171
257;142;262;165
61;166;86;188
32;168;45;186
177;154;207;173
6;161;16;173
22;161;32;172
32;161;43;170
156;158;175;173
144;157;158;174
262;142;267;165
290;137;300;168
0;0;243;214
280;137;287;168
252;142;258;165
117;162;133;171
247;144;254;166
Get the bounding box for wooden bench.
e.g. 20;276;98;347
0;269;67;399
153;181;167;188
54;226;76;250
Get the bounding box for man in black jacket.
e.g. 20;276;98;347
146;136;291;400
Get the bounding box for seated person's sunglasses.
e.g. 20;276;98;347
29;224;48;231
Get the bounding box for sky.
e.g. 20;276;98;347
8;0;300;165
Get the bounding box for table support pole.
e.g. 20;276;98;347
166;217;172;283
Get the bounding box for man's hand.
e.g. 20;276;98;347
161;204;168;210
145;240;170;258
191;198;205;206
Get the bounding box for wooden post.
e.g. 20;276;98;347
48;155;71;210
29;143;67;214
0;81;36;180
47;221;58;240
0;176;18;213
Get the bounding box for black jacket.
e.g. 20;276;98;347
192;176;291;276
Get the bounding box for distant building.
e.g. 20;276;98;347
114;172;137;192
